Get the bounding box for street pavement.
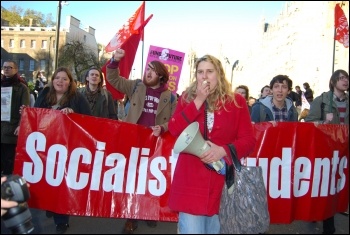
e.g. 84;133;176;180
1;208;348;234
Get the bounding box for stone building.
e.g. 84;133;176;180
231;1;349;98
1;15;97;82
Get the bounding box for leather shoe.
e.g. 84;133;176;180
146;220;157;228
55;223;69;234
123;220;138;234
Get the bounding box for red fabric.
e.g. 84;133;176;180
102;1;153;100
167;94;256;216
334;3;349;48
14;108;349;223
102;33;142;100
105;2;145;53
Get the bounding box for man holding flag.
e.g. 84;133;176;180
107;47;176;233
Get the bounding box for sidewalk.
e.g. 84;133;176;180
1;208;348;234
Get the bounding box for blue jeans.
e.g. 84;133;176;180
178;212;220;234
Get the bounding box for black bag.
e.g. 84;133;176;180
219;144;270;234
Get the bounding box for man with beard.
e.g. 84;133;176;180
1;60;30;175
106;48;177;234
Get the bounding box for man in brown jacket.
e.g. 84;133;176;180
106;48;177;234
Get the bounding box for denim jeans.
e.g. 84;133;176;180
178;212;220;234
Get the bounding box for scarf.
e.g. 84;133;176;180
1;74;20;87
85;86;100;112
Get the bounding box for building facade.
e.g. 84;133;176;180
1;15;98;82
231;1;349;98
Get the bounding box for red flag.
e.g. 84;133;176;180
102;6;153;100
105;1;145;53
334;3;349;48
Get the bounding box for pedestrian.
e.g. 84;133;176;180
79;67;117;119
167;54;256;234
257;85;272;101
234;85;251;113
295;85;302;116
305;69;349;234
1;59;30;175
33;67;91;234
251;74;298;123
106;48;177;234
303;82;314;104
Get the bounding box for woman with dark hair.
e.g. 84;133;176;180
33;67;91;234
234;85;252;113
79;67;117;119
303;82;314;103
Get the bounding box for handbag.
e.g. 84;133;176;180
219;144;270;234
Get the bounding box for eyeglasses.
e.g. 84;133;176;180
339;75;349;81
3;66;14;70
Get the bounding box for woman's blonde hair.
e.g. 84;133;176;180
182;54;238;112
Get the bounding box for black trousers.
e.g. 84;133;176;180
323;216;335;234
1;143;16;175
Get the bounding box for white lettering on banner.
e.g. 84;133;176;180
22;132;177;196
22;134;347;198
247;148;347;199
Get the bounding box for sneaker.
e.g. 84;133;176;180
55;223;69;234
146;220;157;228
123;220;138;234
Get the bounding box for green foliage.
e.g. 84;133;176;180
1;6;24;26
58;40;101;82
27;81;35;91
1;5;55;27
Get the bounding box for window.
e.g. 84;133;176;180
9;39;14;48
40;60;46;71
31;40;36;49
20;39;26;48
83;35;87;43
29;60;35;71
19;59;24;71
41;40;47;49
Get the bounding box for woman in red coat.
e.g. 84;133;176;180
168;55;256;234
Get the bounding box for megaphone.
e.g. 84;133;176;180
173;122;225;172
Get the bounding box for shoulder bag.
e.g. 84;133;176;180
219;144;270;234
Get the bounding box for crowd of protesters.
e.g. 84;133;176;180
1;54;348;234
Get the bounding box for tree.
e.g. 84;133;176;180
58;40;100;82
1;6;24;26
1;5;55;27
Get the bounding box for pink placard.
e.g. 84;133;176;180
145;45;185;95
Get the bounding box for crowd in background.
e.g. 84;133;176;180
1;55;348;234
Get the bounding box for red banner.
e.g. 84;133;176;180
14;108;349;223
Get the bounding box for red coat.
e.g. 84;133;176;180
168;93;256;216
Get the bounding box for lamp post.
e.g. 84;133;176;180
231;60;239;88
54;1;62;72
48;35;54;76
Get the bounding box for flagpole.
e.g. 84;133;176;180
141;37;144;79
332;27;336;74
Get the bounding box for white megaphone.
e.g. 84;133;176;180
173;122;225;172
